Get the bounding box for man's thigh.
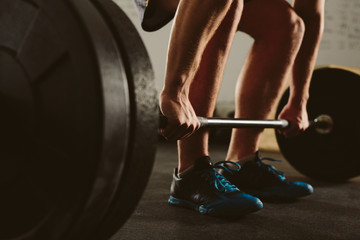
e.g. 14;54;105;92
292;0;325;17
238;0;297;38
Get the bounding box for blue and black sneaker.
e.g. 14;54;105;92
168;156;263;217
218;152;314;200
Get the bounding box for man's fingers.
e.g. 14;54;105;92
278;120;309;138
159;118;200;140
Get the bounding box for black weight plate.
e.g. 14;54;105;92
0;0;131;239
276;67;360;182
89;1;158;239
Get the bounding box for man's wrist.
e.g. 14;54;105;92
160;87;189;101
288;92;309;109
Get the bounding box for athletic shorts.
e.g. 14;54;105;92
134;0;251;32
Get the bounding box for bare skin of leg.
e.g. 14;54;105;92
177;1;243;173
159;0;238;141
226;0;306;164
277;0;325;137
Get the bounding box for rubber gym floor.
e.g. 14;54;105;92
111;142;360;240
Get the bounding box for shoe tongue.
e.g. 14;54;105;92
254;151;262;161
241;151;262;168
193;156;212;170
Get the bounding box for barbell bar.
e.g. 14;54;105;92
198;117;290;128
160;114;334;134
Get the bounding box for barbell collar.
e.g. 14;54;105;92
311;114;334;134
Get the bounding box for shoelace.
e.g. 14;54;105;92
215;157;286;182
258;157;286;181
201;161;241;193
214;161;241;174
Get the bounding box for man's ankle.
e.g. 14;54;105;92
227;152;257;166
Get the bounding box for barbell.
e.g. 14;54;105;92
0;0;359;239
1;0;157;239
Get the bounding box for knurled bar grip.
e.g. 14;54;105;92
159;115;289;129
196;117;289;129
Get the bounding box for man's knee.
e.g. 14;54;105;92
286;12;305;43
266;10;305;44
240;0;305;44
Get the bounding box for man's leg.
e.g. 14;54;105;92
176;0;243;173
160;0;243;172
226;0;305;163
164;0;263;216
277;0;325;137
218;0;315;200
159;0;237;141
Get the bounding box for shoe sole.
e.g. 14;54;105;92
243;188;313;200
168;196;262;217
